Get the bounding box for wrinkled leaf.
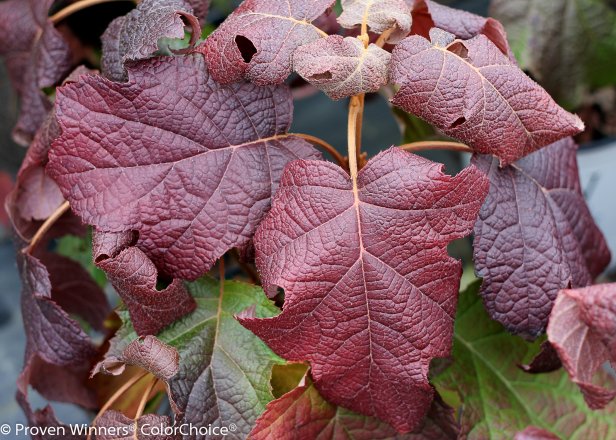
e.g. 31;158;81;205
433;281;616;439
473;138;610;338
251;376;459;439
48;54;320;280
338;0;412;43
101;0;202;82
96;411;177;440
200;0;335;85
515;427;561;440
390;29;584;166
241;147;489;432
548;284;616;409
293;36;391;100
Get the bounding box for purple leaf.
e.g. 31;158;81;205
338;0;412;44
96;411;178;440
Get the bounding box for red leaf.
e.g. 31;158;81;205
200;0;335;85
240;147;488;432
518;341;561;374
390;29;584;165
473;138;610;338
338;0;412;44
93;230;196;336
48;54;320;280
548;284;616;409
515;427;561;440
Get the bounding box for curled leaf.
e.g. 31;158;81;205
293;35;391;100
200;0;335;85
390;29;584;165
473;138;610;338
241;147;489;432
338;0;412;43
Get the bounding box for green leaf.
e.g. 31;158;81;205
433;281;616;439
56;233;107;288
108;277;285;438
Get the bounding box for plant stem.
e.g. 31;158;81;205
355;94;365;163
399;141;474;154
290;133;346;168
50;0;137;24
347;95;363;183
375;28;395;48
22;201;71;255
134;377;158;419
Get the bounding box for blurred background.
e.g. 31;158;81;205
1;0;615;427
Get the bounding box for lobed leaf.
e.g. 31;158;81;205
200;0;335;85
338;0;412;44
547;284;616;409
433;281;616;439
241;147;489;432
48;54;320;280
473;138;610;338
390;29;584;165
293;35;391;100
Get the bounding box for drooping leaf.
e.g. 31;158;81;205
240;147;489;432
338;0;412;43
519;341;561;374
251;375;459;439
0;0;72;144
93;230;196;336
390;29;584;166
547;284;616;409
433;281;616;439
293;36;391;100
491;0;616;108
408;0;511;57
48;54;320;280
101;0;202;82
16;391;85;440
100;277;285;438
96;411;178;440
472;138;610;338
200;0;335;85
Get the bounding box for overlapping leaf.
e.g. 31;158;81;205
93;230;196;336
101;0;202;82
515;427;560;440
96;411;177;440
48;54;320;280
491;0;616;108
390;29;584;165
473;138;610;338
251;376;459;439
241;147;489;432
293;36;391;100
433;281;616;439
100;277;285;438
0;0;72;144
548;284;616;409
200;0;335;85
338;0;412;43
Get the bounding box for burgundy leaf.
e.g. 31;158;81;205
101;0;202;82
547;284;616;409
390;29;584;165
241;147;489;432
200;0;335;85
293;36;391;100
519;341;561;374
0;0;72;144
251;376;459;439
408;0;511;57
514;427;561;440
48;54;320;280
338;0;412;44
473;138;611;338
93;230;196;336
186;0;210;22
16;392;85;440
95;411;178;440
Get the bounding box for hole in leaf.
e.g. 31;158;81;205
447;42;468;58
235;35;257;63
310;71;333;81
450;116;466;128
155;274;173;291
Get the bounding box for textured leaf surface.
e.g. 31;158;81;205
293;36;391;100
515;427;561;440
390;29;584;165
0;0;72;144
96;411;177;440
491;0;616;108
338;0;412;43
251;376;459;439
241;147;489;432
93;230;196;336
548;284;616;409
200;0;335;85
433;281;616;439
104;277;284;439
101;0;201;81
48;54;319;280
472;138;610;338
